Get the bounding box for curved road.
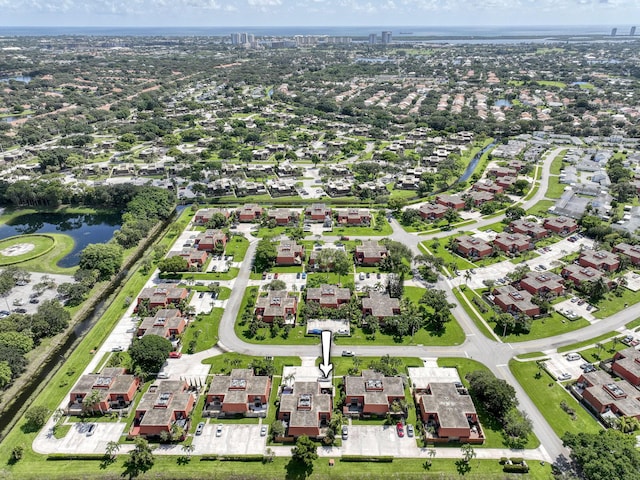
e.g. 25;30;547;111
215;146;621;465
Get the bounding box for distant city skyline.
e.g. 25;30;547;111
0;0;638;28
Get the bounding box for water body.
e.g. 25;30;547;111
0;212;121;267
0;115;31;123
0;76;31;84
458;143;496;183
495;99;512;107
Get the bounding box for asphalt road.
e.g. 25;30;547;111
215;145;624;464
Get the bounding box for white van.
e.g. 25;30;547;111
566;353;581;361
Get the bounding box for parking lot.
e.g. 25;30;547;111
191;423;266;455
542;352;587;381
355;271;387;291
0;272;73;316
554;298;597;323
39;421;125;455
342;425;419;457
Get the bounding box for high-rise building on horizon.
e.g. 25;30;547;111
631;26;637;36
611;27;618;36
368;33;376;44
381;31;392;44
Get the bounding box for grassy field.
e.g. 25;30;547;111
0;234;56;266
452;287;497;341
509;359;601;438
10;233;76;274
0;453;553;479
224;235;250;262
181;308;224;353
325;218;393;237
437;358;539;449
545;176;566;199
592;288;640;318
549;150;566;175
526;200;555;217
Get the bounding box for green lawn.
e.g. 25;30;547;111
526;200;555;217
592;288;640;318
326;218;393;237
557;331;619;353
437;358;539;449
510;359;602;438
0;454;553;479
225;235;250;262
537;80;567;88
181;308;224;353
12;233;77;275
549;150;566;175
477;222;505;233
575;338;628;364
545;176;566;199
0;234;56;266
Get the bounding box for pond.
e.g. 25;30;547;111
0;75;32;83
0;115;31;123
0;211;121;268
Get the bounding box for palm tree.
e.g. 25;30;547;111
106;441;120;460
181;444;195;457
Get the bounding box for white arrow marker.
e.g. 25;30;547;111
319;330;333;378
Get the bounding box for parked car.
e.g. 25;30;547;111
396;423;405;437
337;328;349;335
86;423;97;436
558;372;572;381
195;422;205;436
274;273;279;279
260;425;268;437
296;272;301;279
341;350;354;357
157;371;170;379
566;353;581;361
301;272;307;279
376;273;381;279
359;273;365;280
406;424;414;437
111;346;124;352
199;292;205;298
216;424;223;437
169;352;182;359
341;425;348;440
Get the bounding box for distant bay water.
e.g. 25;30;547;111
0;25;633;37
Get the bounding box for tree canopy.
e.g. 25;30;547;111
562;429;640;480
129;335;173;375
78;243;124;281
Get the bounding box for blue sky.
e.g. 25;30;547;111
0;0;638;27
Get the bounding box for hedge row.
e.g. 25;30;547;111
47;454;106;461
200;455;264;462
341;455;394;463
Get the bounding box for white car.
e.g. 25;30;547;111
215;424;223;437
558;372;572;381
